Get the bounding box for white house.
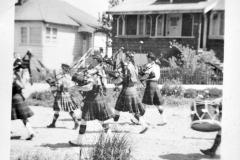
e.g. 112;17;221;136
14;0;107;74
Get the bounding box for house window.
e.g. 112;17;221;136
21;27;41;44
137;15;152;36
181;14;194;36
155;15;165;36
209;12;224;39
117;16;125;35
45;28;58;43
145;15;152;35
126;15;137;35
138;15;144;35
46;28;51;42
21;27;28;43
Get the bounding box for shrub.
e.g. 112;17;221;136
183;88;198;99
160;79;184;97
183;88;222;99
160;41;222;84
87;132;133;160
164;97;193;107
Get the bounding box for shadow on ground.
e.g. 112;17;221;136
159;153;221;160
40;143;94;150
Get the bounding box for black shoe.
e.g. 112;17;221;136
26;134;34;141
47;123;55;128
200;149;216;157
69;141;81;146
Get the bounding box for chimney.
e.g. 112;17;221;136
15;0;29;5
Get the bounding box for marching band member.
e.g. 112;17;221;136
138;52;166;125
111;51;148;134
12;68;35;140
69;54;113;146
47;64;80;130
200;97;222;157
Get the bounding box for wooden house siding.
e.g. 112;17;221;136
42;23;82;69
112;13;201;59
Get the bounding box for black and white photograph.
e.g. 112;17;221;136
1;0;240;159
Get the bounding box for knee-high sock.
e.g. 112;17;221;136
69;111;78;123
52;113;59;125
22;119;34;135
79;125;87;135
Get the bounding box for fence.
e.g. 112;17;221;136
106;66;223;85
31;65;223;85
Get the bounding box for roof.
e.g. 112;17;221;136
212;0;224;10
106;0;224;15
15;0;101;29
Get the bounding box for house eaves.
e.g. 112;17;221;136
106;0;221;15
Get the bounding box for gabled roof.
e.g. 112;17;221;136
106;0;224;15
15;0;101;29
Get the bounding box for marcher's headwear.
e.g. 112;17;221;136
147;52;156;60
92;54;103;62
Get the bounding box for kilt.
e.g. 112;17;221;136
53;91;79;112
81;96;113;121
115;86;145;115
142;81;164;106
12;94;34;120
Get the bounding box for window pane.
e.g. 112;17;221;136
157;15;164;36
145;15;151;35
21;27;28;43
139;15;144;35
182;14;193;36
126;15;137;35
118;17;123;35
46;28;51;35
220;13;224;35
212;13;219;36
30;27;41;44
52;28;57;35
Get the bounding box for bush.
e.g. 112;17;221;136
160;79;183;97
26;86;83;108
183;88;198;99
164;97;192;107
87;132;133;160
183;88;222;99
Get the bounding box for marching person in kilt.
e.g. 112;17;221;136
12;69;35;140
69;54;113;146
200;97;222;157
111;51;148;134
47;64;80;130
133;52;166;126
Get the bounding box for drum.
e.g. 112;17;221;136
190;99;221;132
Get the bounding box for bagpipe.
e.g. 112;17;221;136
45;48;94;87
13;50;49;85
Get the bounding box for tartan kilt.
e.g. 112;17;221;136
81;96;113;121
115;86;145;115
12;94;34;120
142;81;164;106
53;91;79;112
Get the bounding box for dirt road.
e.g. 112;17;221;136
11;105;221;160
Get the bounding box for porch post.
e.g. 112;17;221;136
197;15;202;50
203;14;208;49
